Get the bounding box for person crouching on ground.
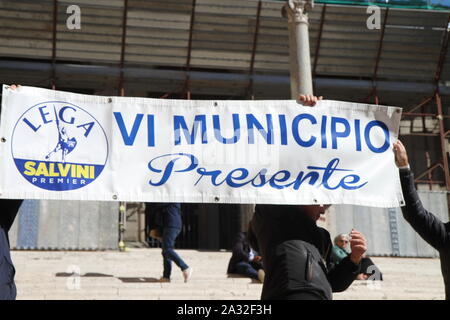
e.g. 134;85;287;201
227;229;265;283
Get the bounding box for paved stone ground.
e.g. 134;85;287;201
11;248;445;300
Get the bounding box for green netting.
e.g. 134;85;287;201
272;0;450;10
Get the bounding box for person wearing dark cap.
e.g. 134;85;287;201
248;95;367;300
249;204;366;300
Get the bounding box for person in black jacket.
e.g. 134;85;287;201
1;84;24;300
227;231;265;282
394;140;450;300
247;94;366;300
0;199;23;300
248;204;366;300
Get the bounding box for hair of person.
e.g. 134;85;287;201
334;233;349;244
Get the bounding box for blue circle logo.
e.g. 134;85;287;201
11;101;109;191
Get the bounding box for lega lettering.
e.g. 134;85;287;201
22;105;95;137
148;153;367;191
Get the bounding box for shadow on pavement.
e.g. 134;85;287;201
55;272;114;277
117;277;160;283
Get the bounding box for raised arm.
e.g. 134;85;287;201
394;140;449;250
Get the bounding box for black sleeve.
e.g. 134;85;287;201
231;232;250;263
247;218;259;253
0;199;23;233
323;233;360;292
327;256;360;292
400;169;450;251
145;203;164;230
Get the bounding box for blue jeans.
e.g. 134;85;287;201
235;261;259;280
162;227;188;279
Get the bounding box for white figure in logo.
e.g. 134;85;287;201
45;106;77;162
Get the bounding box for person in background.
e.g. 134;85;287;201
146;203;193;283
227;230;265;283
331;233;383;281
394;140;450;300
330;233;351;267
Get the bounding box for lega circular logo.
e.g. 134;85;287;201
11;101;109;191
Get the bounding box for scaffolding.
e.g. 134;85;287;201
359;7;450;190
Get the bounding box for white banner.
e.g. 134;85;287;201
0;85;404;207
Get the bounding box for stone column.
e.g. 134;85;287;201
284;0;314;98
